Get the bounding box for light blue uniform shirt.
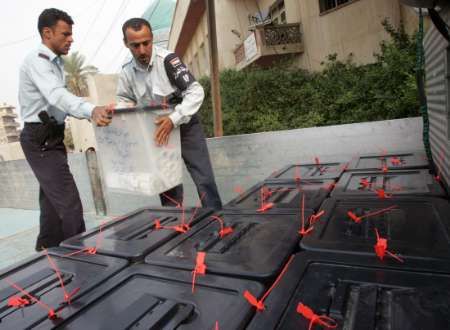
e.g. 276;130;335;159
19;43;94;124
116;46;204;128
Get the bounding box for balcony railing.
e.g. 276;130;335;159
234;23;303;69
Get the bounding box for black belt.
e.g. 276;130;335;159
24;122;65;128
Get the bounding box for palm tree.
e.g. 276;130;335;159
63;52;98;97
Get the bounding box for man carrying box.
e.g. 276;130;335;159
116;18;222;209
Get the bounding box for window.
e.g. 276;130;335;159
270;0;286;25
319;0;354;14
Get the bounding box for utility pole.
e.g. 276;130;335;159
206;0;223;137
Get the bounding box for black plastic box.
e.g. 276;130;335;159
144;210;307;280
61;207;212;261
247;252;450;330
0;247;127;329
224;180;332;212
266;162;346;181
331;169;446;198
347;151;428;171
30;264;264;330
300;198;450;263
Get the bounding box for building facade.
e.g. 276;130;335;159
0;104;20;144
0;103;23;161
169;0;425;78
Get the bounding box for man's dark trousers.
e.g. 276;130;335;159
159;114;222;209
20;124;85;251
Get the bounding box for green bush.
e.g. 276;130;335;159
198;19;420;137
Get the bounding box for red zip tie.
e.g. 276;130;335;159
374;229;403;263
309;210;325;226
315;157;327;174
44;250;80;304
375;189;391;199
155;194;206;234
390;156;402;166
63;247;92;257
257;202;274;212
244;255;295;311
381;165;388;173
161;192;182;208
93;220;107;253
5;277;57;319
62;221;108;257
299;194;313;236
347;211;361;223
65;220;109;257
191;252;207;293
43;250;71;303
360;205;397;220
326;182;336;192
8;296;30;308
244;290;265;311
359;178;372;189
210;215;233;238
348;205;397;223
154;221;189;233
297;303;337;330
294;166;301;182
257;187;274;212
187;192;206;227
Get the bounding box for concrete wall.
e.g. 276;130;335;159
0;142;24;161
0;153;96;212
2;118;422;215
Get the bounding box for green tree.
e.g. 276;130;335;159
63;51;98;97
198;19;419;137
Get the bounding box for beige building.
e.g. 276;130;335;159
0;103;24;161
169;0;424;76
0;104;20;144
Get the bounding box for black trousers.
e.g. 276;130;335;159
159;114;222;209
20;124;85;251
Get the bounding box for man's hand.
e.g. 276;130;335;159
91;104;114;126
154;116;174;146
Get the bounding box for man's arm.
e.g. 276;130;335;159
164;54;205;128
26;57;111;126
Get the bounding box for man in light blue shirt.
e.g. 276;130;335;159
19;8;112;250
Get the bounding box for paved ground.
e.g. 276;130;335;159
0;208;111;271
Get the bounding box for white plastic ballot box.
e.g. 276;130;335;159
94;107;182;196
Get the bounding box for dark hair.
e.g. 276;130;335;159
122;18;152;41
38;8;74;36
